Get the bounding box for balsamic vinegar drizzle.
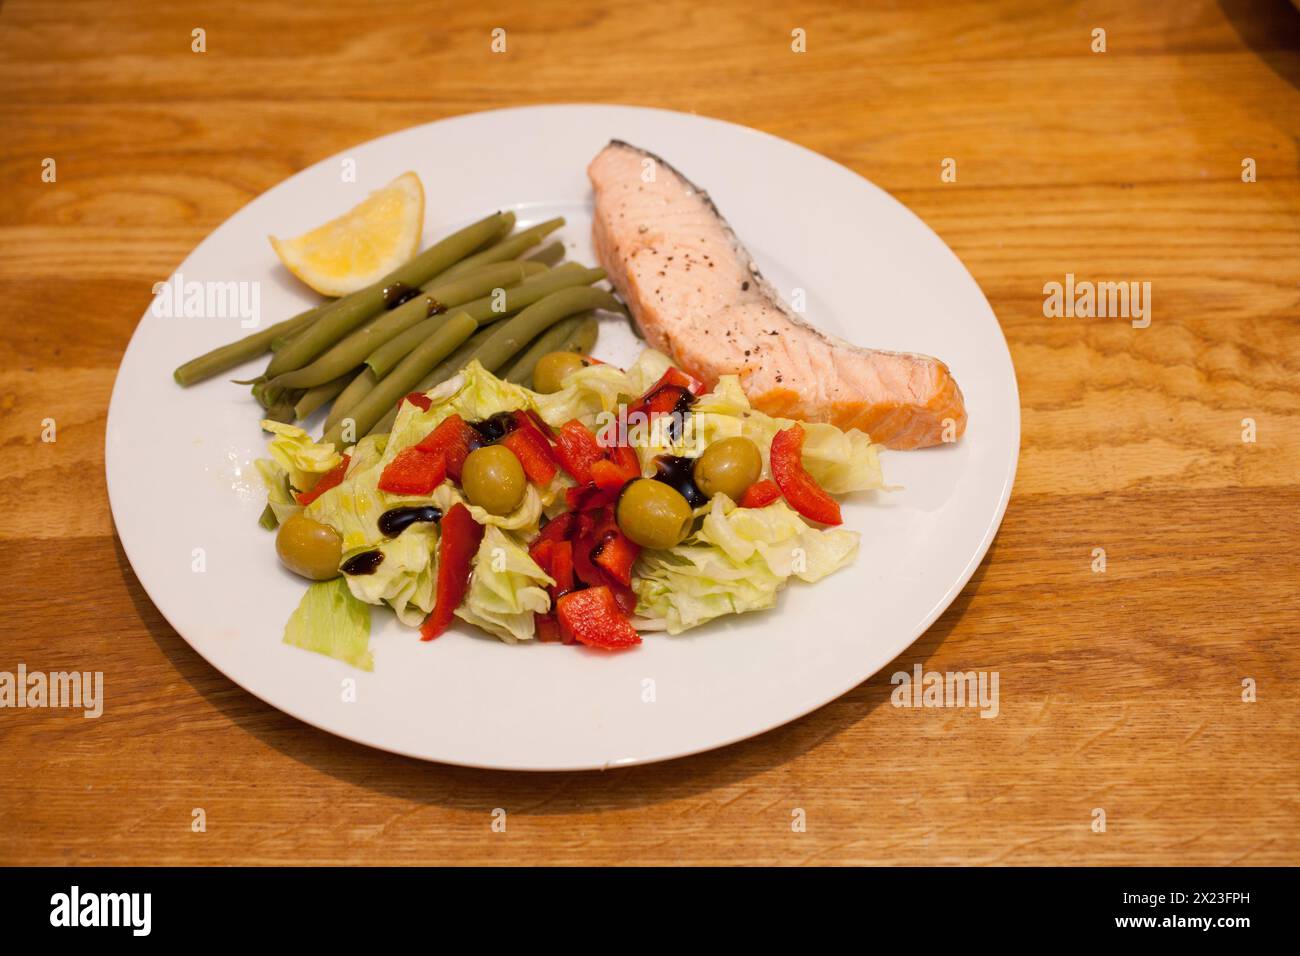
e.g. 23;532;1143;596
341;550;384;576
378;505;442;538
382;282;421;310
468;411;520;445
652;454;707;508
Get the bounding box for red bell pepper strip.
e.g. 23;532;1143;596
548;540;575;595
556;586;641;649
415;413;477;482
512;410;558;452
570;442;639;506
500;412;558;485
769;425;842;525
589;458;633;492
629;368;706;414
591;524;639;586
530;538;555;572
377;446;446;496
524;408;556;439
607;442;641;478
294;454;351;506
608;580;638;615
739;479;782;509
534;511;580;548
554;419;604;484
565;482;620;512
421;503;484;641
530;524;579;645
569;510;638;613
402;392;433;412
534;612;565;643
530;537;576;601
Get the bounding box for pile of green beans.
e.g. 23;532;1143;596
360;264;602;377
265;259;545;390
171;212;622;489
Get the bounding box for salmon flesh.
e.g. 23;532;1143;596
588;140;967;450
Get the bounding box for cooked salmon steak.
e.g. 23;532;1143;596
588;140;967;450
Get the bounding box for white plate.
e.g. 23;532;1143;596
106;105;1019;771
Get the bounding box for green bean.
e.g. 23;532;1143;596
366;326;498;436
439;217;564;280
562;312;600;355
484;263;604;312
270;316;317;352
418;326;498;390
270;308;325;351
264;391;304;424
324;367;377;434
252;379;285;409
367;408;398;438
364;313;456;380
294;369;357;420
501;315;585;385
267;260;545;389
264;211;511;379
361;264;602;378
472;287;622;375
322;312;477;447
524;241;565;267
445;264;604;326
172;304;325;386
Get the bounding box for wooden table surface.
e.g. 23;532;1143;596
2;0;1297;866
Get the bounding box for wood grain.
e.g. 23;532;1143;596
0;0;1296;866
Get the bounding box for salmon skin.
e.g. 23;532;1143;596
588;140;967;450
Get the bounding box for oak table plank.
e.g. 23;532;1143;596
0;0;1296;866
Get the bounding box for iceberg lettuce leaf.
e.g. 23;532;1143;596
283;577;373;671
259;420;342;492
634;496;859;634
454;525;553;643
341;521;439;628
255;458;302;526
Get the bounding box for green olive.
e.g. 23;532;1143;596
693;436;762;502
276;513;343;580
532;351;586;394
616;478;693;550
462;444;527;515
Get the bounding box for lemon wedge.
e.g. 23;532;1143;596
270;171;425;296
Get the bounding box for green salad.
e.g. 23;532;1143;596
257;349;885;668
